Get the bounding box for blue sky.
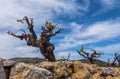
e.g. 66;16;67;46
0;0;120;62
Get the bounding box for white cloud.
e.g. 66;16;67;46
0;33;43;59
0;0;90;59
81;20;120;39
0;0;89;29
94;43;120;53
55;51;79;60
55;18;120;52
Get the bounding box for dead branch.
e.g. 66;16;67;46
66;53;71;61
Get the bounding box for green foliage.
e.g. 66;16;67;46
16;20;24;23
79;45;84;52
45;21;57;29
52;25;56;29
46;21;52;27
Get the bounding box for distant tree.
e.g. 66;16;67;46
112;53;120;66
7;16;64;61
106;58;111;66
77;45;104;63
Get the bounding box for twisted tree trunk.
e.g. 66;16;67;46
8;16;63;61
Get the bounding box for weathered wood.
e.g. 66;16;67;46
0;59;6;79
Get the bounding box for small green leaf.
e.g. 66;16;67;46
80;45;84;52
17;20;23;23
48;22;52;26
52;25;56;29
17;20;20;22
46;21;49;26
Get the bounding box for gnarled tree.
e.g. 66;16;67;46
7;16;63;61
77;45;104;63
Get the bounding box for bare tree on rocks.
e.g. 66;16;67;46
112;53;120;66
7;16;64;61
77;45;104;63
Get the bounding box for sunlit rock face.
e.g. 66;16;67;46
36;61;120;79
9;63;53;79
1;58;120;79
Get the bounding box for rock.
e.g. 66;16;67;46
0;59;6;79
36;60;120;79
9;63;53;79
71;61;92;79
2;59;16;67
53;61;73;79
101;67;118;77
37;61;91;79
36;61;54;71
36;61;74;79
1;58;120;79
2;59;16;79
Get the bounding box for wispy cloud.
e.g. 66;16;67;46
55;51;80;60
94;43;120;53
81;19;120;39
0;0;89;29
0;0;90;59
55;18;120;52
0;33;43;59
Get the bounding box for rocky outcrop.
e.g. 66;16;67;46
0;58;120;79
2;59;16;79
9;63;53;79
36;61;120;79
0;59;53;79
3;59;16;67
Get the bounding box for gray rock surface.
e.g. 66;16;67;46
101;67;118;77
0;59;6;79
3;59;16;67
9;63;53;79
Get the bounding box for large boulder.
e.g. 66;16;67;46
2;59;16;79
9;63;53;79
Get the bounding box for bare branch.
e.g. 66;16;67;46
77;50;88;58
90;50;103;58
77;45;89;58
66;53;71;61
112;53;118;65
20;29;27;34
7;31;28;40
54;28;64;35
23;16;37;39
